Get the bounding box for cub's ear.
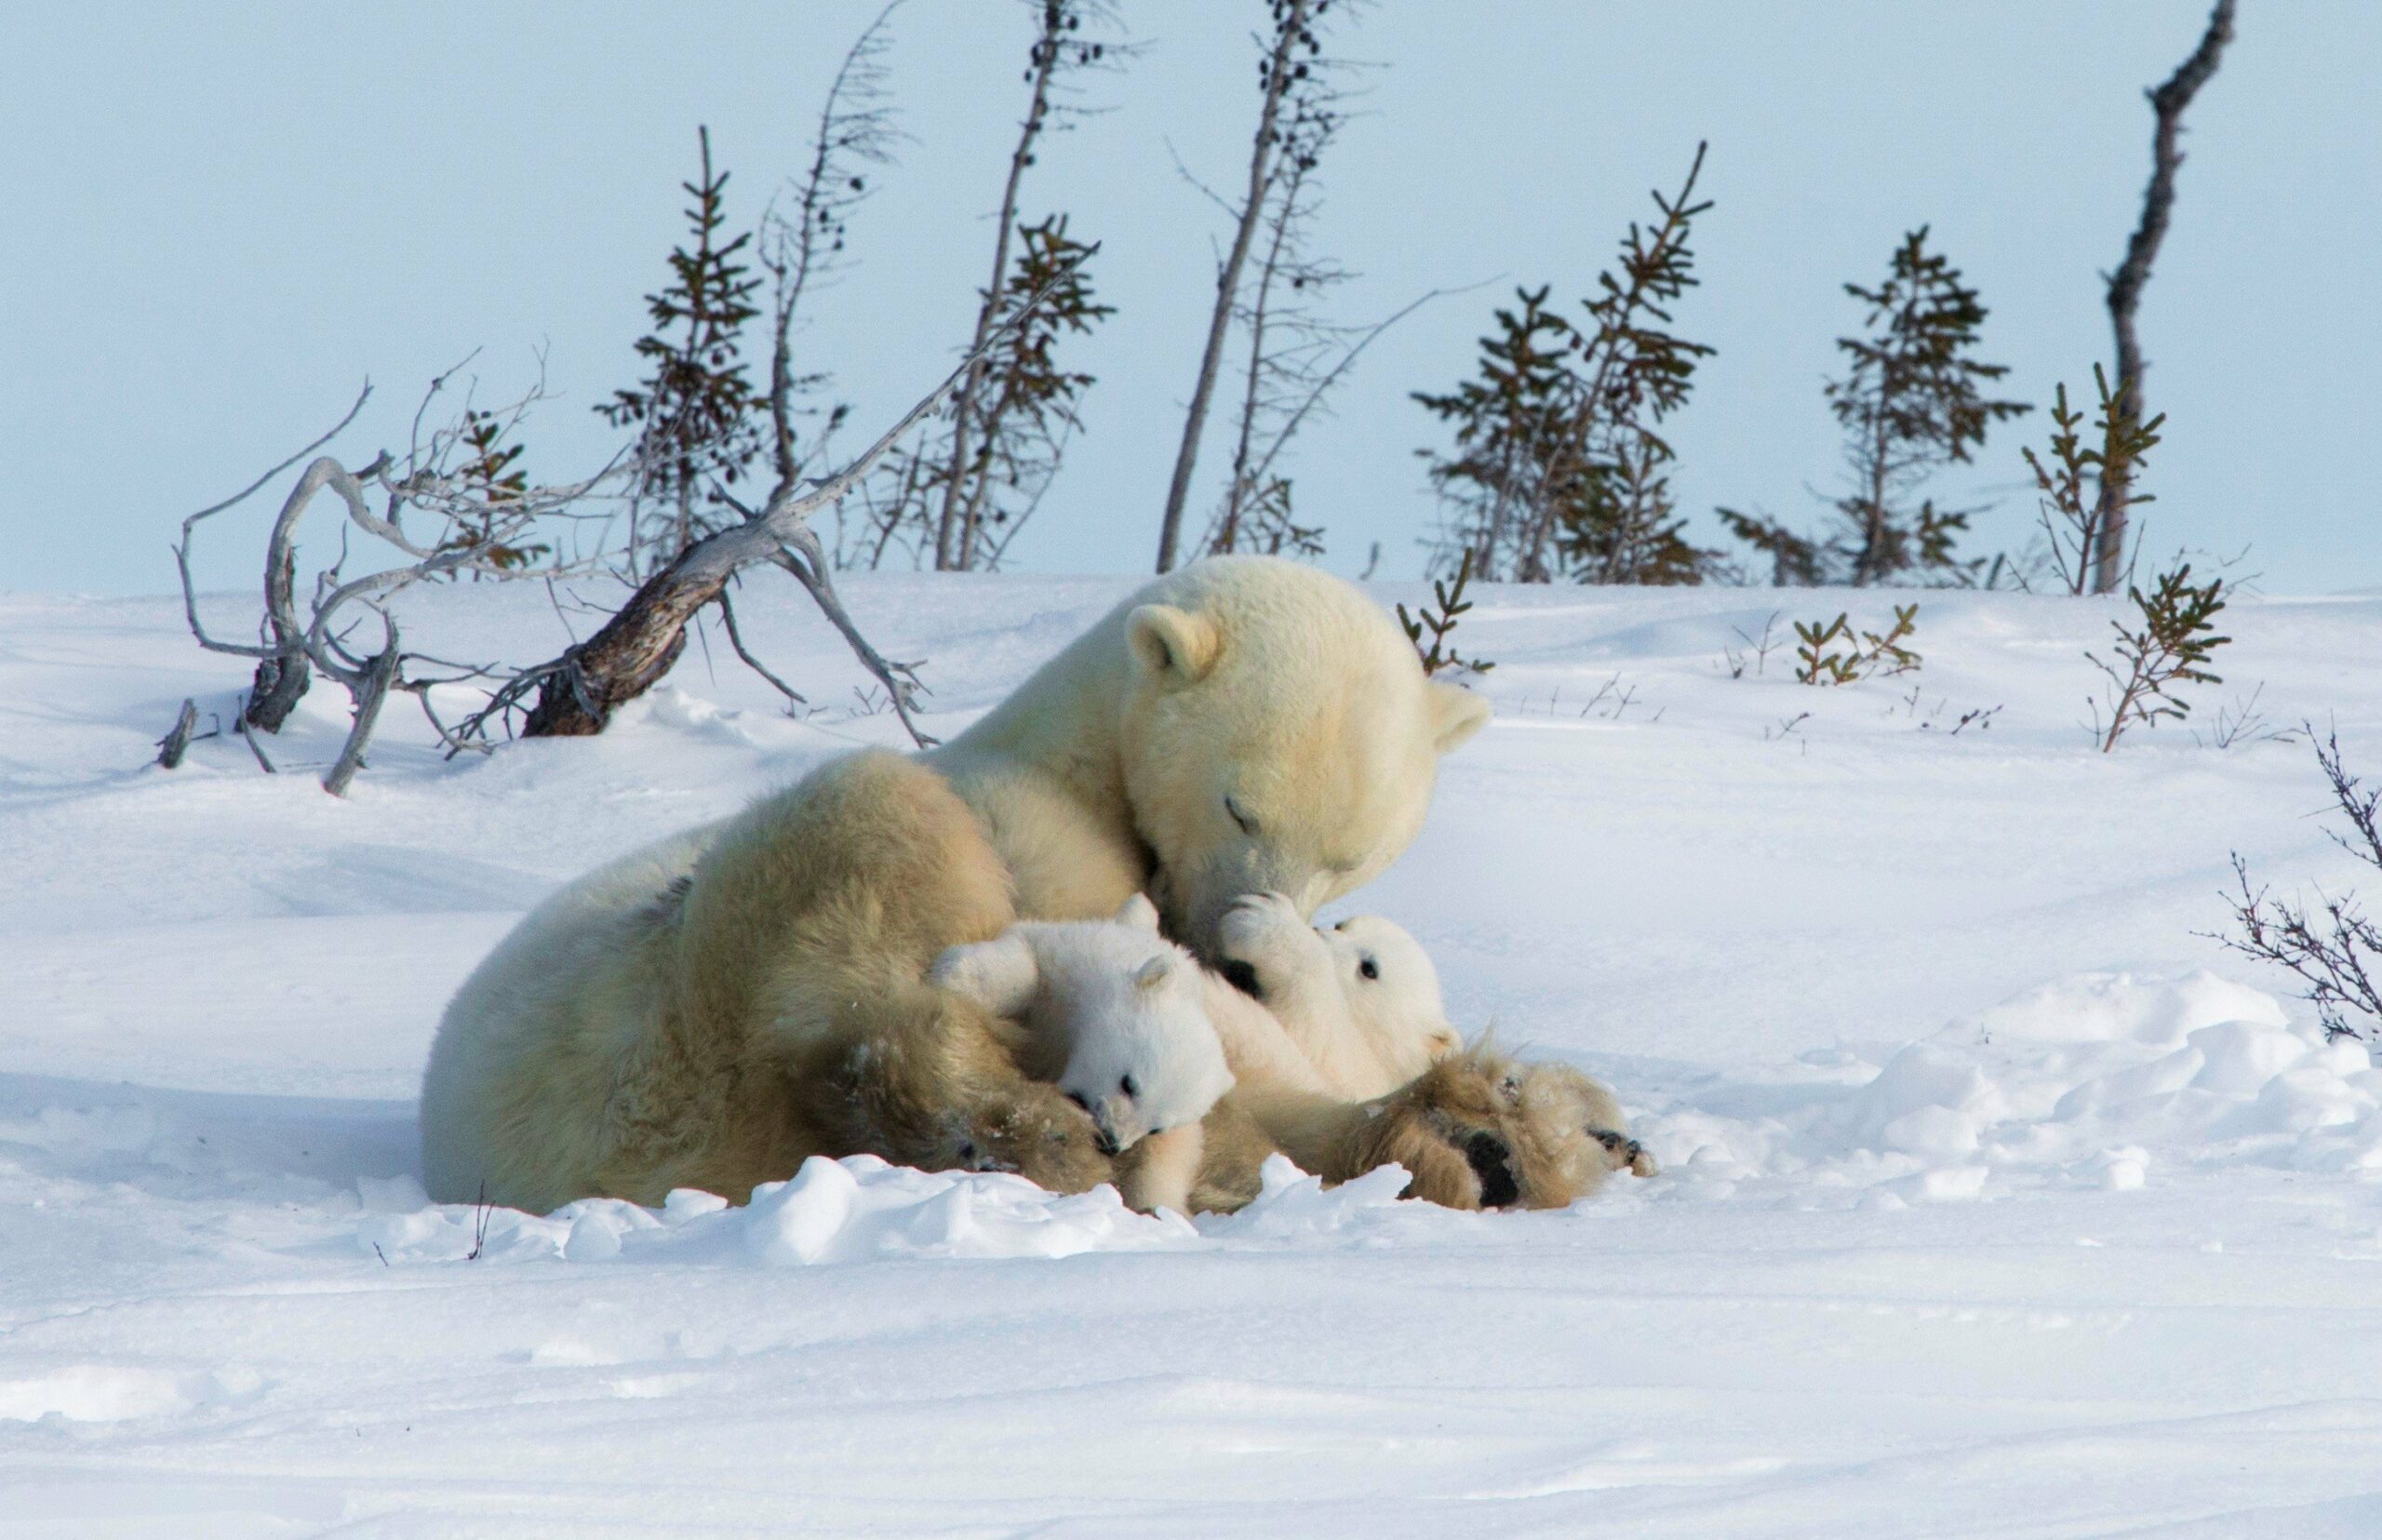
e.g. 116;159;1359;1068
927;933;1040;1017
1127;604;1222;688
1428;680;1492;754
1115;892;1162;932
1131;952;1174;992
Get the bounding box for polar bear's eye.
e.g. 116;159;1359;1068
1224;796;1258;837
1065;1091;1092;1113
1120;1074;1140;1100
1358;957;1380;981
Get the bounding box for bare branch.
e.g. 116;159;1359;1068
1155;0;1316;573
234;715;278;774
771;537;935;747
173;382;371;665
716;583;808;712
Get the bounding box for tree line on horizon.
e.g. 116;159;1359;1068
556;0;2233;603
158;0;2240;799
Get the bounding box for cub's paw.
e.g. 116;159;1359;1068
1591;1127;1659;1179
1345;1050;1626;1211
1214;891;1322;1000
956;1081;1115;1196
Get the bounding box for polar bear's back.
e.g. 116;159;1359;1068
420;824;719;1208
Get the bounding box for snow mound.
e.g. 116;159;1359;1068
1653;971;2382;1200
1199;1155;1425;1242
361;1154;1198;1265
360;1153;1462;1265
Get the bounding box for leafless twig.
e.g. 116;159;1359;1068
2214;728;2382;1040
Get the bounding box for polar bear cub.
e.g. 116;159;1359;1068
1215;891;1462;1100
930;895;1233;1216
1215;891;1657;1185
930;892;1479;1214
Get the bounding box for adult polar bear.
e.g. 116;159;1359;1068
422;556;1602;1213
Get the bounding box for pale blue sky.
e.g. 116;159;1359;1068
3;2;2374;596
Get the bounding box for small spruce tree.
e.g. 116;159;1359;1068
436;408;549;578
1721;227;2027;586
1412;284;1579;583
1416;146;1716;586
2023;365;2163;596
2090;560;2229;750
600;127;764;574
940;214;1113;569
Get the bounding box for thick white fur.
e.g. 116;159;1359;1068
929;895;1233;1215
919;556;1490;945
421;556;1505;1212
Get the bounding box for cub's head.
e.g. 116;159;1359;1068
928;896;1234;1157
1323;914;1462;1077
1115;557;1490;955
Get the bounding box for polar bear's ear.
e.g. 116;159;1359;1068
1132;953;1174;992
927;934;1040;1017
1115;893;1162;931
1127;605;1221;688
1428;680;1492;753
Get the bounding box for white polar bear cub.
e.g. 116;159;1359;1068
930;895;1233;1216
1215;891;1462;1099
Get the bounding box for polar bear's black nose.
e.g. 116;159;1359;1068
1092;1128;1121;1157
1219;958;1265;1000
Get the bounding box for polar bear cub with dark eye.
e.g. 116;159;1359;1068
1216;891;1462;1099
929;895;1233;1215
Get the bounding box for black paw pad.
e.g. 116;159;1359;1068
1462;1130;1520;1209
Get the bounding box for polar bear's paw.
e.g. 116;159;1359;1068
1213;891;1324;1001
951;1081;1117;1196
1591;1127;1659;1179
1347;1050;1635;1210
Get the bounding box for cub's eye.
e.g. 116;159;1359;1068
1065;1091;1092;1113
1224;796;1258;837
1119;1075;1140;1100
1358;957;1380;981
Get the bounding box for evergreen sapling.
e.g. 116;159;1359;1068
1721;228;2027;586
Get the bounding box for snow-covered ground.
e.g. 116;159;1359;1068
5;573;2380;1536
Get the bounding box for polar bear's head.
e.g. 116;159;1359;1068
1116;557;1491;954
1321;914;1464;1083
928;896;1235;1157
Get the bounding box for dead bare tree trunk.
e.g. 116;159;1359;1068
155;699;201;769
933;2;1064;572
2090;0;2235;595
516;566;713;737
1152;0;1313;574
245;542;312;730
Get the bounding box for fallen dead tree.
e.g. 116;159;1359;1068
173;370;623;794
483;246;1096;748
171;250;1091;791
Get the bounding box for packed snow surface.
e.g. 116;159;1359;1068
5;574;2381;1535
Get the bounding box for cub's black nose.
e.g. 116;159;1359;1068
1219;958;1264;1000
1092;1130;1121;1158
